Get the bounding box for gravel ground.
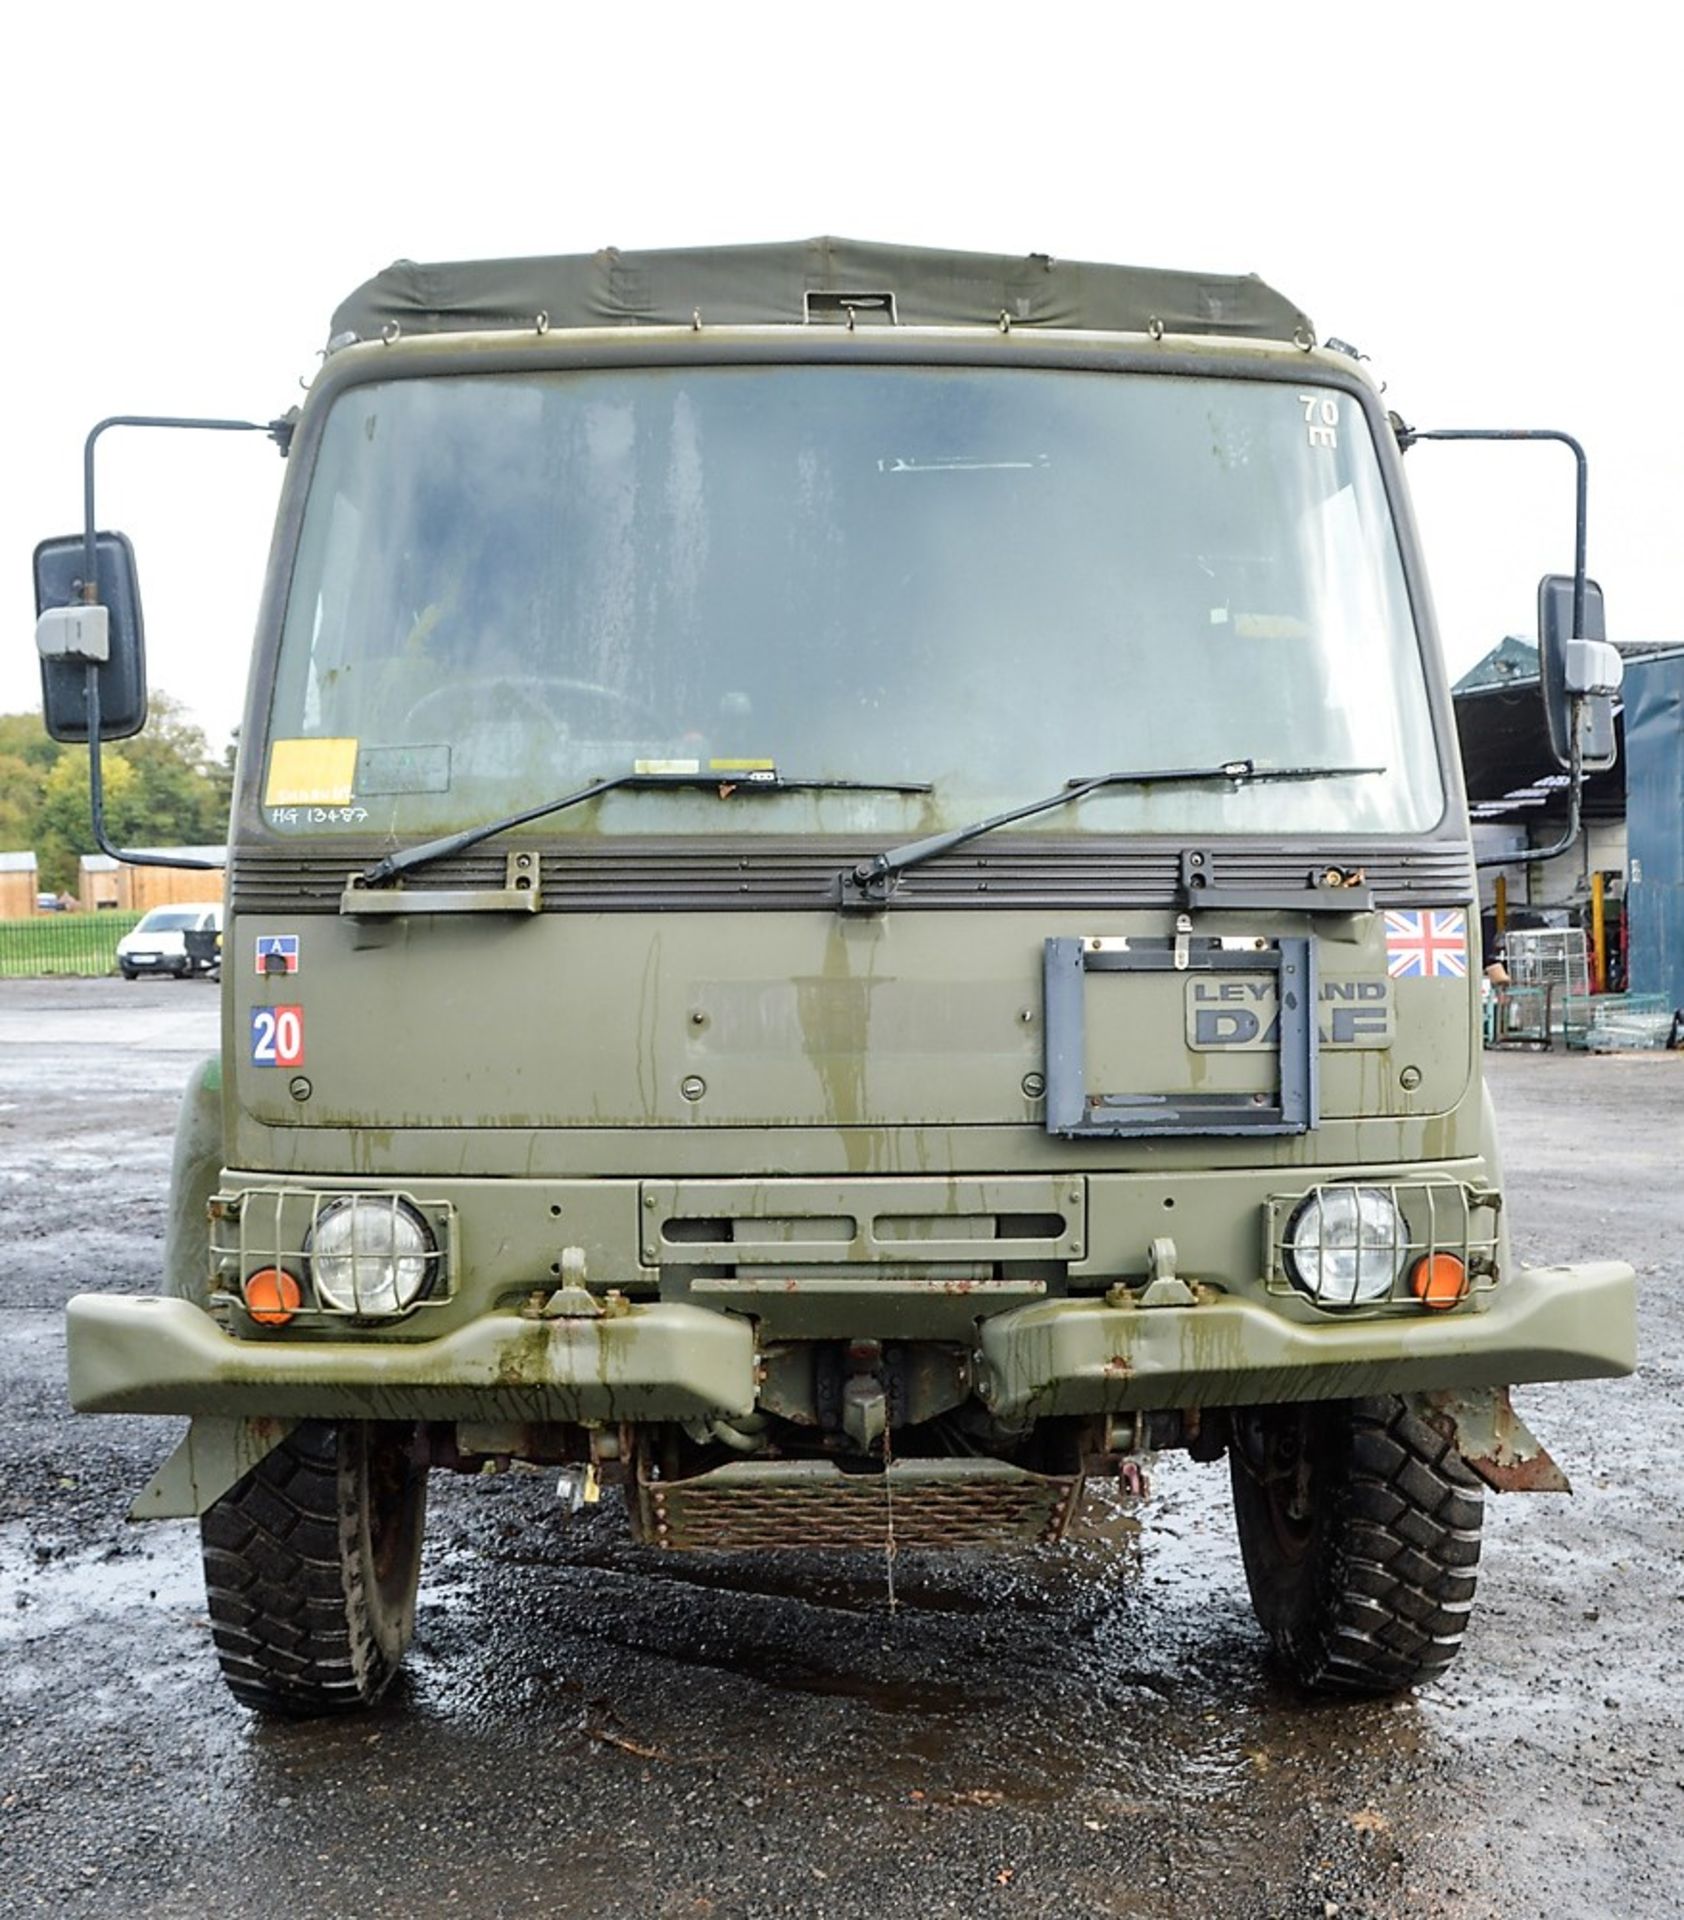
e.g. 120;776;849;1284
1;978;1679;1919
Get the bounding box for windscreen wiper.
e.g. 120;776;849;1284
839;759;1384;909
360;769;933;886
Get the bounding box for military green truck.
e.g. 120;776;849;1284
40;239;1635;1715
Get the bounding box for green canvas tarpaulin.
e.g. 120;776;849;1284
329;237;1311;349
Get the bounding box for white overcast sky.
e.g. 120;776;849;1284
3;2;1676;748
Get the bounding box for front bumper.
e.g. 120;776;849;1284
67;1296;757;1423
68;1259;1634;1423
978;1259;1635;1418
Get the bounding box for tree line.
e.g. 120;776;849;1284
0;695;233;896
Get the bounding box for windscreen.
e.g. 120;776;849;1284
264;365;1443;838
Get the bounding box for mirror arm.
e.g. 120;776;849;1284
1399;426;1594;872
83;666;222;872
1396;426;1588;636
1474;717;1583;869
80;413;290;604
73;413;288;871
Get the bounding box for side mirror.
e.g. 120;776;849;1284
33;531;147;741
1537;572;1619;772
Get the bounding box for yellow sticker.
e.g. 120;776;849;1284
265;738;359;807
1231;613;1310;642
708;757;776;773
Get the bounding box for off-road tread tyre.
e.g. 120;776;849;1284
200;1421;426;1716
1230;1395;1483;1696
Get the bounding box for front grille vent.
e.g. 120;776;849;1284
233;839;1476;915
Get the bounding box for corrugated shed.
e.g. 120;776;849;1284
1453;636;1540;694
1624;652;1684;1012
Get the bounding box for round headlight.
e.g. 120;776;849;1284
307;1196;435;1317
1285;1187;1407;1307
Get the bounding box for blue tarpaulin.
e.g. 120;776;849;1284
1624;653;1684;1013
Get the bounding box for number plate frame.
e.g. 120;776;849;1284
1043;934;1318;1138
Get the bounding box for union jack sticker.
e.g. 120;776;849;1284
1385;908;1468;980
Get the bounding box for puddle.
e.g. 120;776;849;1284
0;1526;203;1649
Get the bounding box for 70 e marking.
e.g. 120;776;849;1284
1299;392;1340;449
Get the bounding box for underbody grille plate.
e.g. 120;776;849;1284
634;1456;1082;1552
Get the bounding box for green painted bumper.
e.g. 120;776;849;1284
977;1261;1637;1418
66;1295;756;1423
66;1259;1633;1426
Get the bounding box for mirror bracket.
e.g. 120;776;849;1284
1397;425;1612;869
35;413;285;873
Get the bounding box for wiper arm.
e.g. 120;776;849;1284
841;759;1384;908
361;769;933;886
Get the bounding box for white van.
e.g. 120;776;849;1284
115;903;223;980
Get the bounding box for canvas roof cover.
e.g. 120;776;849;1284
329;238;1311;349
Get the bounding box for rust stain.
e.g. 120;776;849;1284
1418;1386;1572;1493
1466;1451;1572;1493
493;1323;553;1391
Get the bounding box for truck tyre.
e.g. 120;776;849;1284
1228;1396;1483;1694
200;1421;427;1715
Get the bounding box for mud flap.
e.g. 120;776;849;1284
129;1415;299;1520
1412;1385;1572;1493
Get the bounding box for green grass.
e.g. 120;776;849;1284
0;911;143;977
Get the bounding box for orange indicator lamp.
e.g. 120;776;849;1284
1409;1253;1468;1310
245;1267;303;1325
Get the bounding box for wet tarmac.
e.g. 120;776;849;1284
2;977;1680;1918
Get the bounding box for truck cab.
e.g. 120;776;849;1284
56;239;1634;1713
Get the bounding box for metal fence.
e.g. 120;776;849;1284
0;911;143;978
1506;927;1591;1041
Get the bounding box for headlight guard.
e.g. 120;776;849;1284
209;1188;455;1328
1266;1181;1501;1314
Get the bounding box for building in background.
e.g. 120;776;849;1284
1454;638;1683;1007
1454;638;1627;919
1623;653;1684;1013
77;849;225;913
77;854;121;910
0;851;40;917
